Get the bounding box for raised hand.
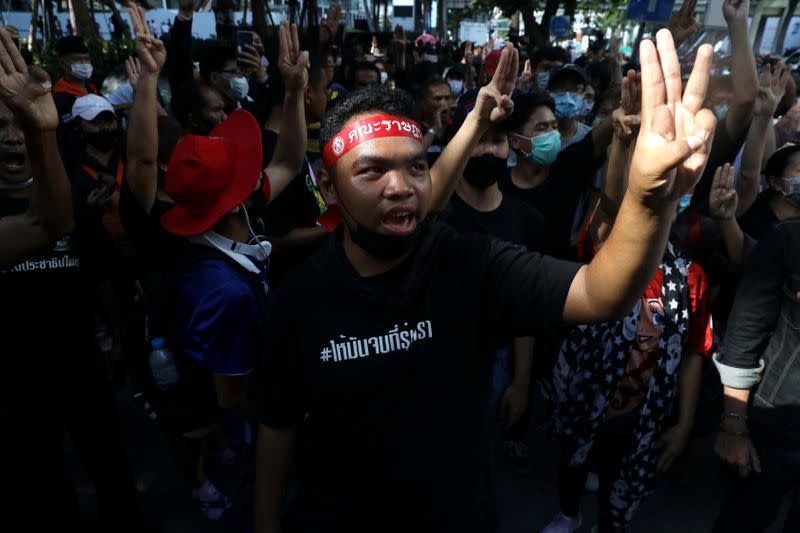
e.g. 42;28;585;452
0;27;57;130
612;70;642;142
239;44;267;80
321;3;343;44
463;41;473;63
483;37;494;60
709;163;738;220
278;21;309;93
668;0;700;47
178;0;195;18
629;30;716;205
472;43;518;124
754;62;790;118
723;0;749;24
125;56;142;88
127;2;166;75
393;24;407;53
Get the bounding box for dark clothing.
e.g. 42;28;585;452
259;221;580;533
439;191;547;253
166;16;194;97
118;178;180;268
691;117;750;214
501;134;601;258
717;217;800;444
0;195;138;527
53;77;98;121
738;190;780;241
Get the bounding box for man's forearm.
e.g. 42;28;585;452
512;336;535;387
600;135;632;217
729;22;757;106
565;192;674;323
678;352;703;427
591;114;615;160
126;73;159;212
27;128;72;237
255;424;297;533
267;92;306;201
736;113;770;216
716;217;746;266
429;113;487;213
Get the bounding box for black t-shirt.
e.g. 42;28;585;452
118;178;182;269
0;197;89;354
500;133;600;258
259;221;580;533
738;190;780;241
439;191;546;252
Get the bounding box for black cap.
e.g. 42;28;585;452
56;35;88;56
548;64;588;88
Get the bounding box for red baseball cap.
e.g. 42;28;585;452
162;110;263;236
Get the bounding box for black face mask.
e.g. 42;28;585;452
462;154;506;189
83;130;117;152
337;195;427;260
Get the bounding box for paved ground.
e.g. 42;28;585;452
70;385;790;533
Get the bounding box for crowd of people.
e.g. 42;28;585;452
2;0;800;531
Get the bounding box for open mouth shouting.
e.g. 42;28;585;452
381;206;418;236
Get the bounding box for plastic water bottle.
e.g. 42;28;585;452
149;337;180;390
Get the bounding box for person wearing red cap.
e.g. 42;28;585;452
152;109;270;519
256;33;717;533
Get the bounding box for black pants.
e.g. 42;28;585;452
558;415;638;533
2;331;139;529
713;434;800;533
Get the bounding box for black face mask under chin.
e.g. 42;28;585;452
462;154;506;189
83;130;117;152
336;197;427;261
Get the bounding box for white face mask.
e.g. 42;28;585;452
380;71;388;85
70;62;93;80
536;71;550;90
226;76;249;102
448;79;463;95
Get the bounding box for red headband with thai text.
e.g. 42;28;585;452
322;114;423;171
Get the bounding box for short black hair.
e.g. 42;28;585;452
172;80;216;128
417;75;449;100
200;43;237;83
587;62;612;93
531;46;570;70
56;35;88;56
765;145;800;180
320;85;417;157
506;92;556;132
347;61;381;89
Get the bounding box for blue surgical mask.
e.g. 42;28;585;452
70;62;93;80
579;99;594;117
536;71;550;90
677;194;693;214
551;91;584;120
226;76;249;102
713;104;728;121
782;177;800;208
448;79;463;96
515;129;562;167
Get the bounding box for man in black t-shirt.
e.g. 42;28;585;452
256;35;718;533
0;30;139;529
438;102;546;474
502;92;612;258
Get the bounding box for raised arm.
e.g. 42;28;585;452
125;3;166;214
600;70;641;218
736;62;789;216
264;22;309;203
722;0;757;141
167;0;195;94
563;31;716;323
428;43;518;213
710;164;747;266
666;0;701;49
0;28;72;267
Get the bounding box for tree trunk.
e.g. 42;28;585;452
251;0;267;41
438;0;446;40
68;0;98;38
28;0;40;50
521;8;546;50
774;0;800;54
540;0;561;43
510;11;519;37
103;0;130;40
414;0;423;33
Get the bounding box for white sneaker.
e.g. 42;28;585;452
584;471;599;493
542;512;582;533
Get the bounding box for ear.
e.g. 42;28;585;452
767;175;783;192
508;132;523;152
317;167;339;206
